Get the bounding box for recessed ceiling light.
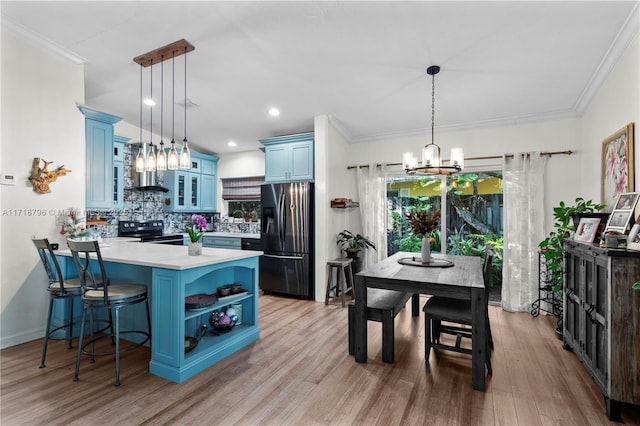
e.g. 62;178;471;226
227;141;237;147
144;98;156;107
268;107;280;117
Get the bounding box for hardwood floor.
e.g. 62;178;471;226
2;293;639;425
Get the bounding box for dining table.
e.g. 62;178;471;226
353;251;488;391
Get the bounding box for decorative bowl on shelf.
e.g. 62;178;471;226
217;285;231;297
209;310;237;333
230;284;244;294
185;293;217;310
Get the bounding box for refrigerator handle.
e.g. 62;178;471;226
262;254;304;260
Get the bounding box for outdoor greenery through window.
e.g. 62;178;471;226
387;171;504;302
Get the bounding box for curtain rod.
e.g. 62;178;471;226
346;150;573;170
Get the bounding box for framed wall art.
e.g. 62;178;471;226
601;123;634;209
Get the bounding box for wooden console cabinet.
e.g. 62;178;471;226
563;241;640;421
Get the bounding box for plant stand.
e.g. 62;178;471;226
531;251;563;322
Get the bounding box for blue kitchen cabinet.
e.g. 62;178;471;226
163;151;218;213
200;173;216;211
203;236;241;249
260;132;314;182
164;171;198;211
79;105;122;209
112;135;129;210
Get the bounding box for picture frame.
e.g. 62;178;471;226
628;224;640;251
601;123;635;209
605;209;634;233
574;217;601;243
613;192;639;211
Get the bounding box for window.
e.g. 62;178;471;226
387;171;504;301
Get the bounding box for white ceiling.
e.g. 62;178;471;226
2;1;638;154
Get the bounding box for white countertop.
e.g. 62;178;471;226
57;237;262;270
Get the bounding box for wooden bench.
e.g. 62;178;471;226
348;289;419;363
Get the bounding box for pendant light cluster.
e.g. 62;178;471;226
134;39;195;173
403;65;464;176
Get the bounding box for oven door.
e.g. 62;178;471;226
140;235;185;245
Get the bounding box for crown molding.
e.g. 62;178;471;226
2;18;87;64
574;2;640;114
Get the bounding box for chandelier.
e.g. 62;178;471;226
134;39;194;172
403;65;464;175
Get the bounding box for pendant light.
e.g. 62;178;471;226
179;46;191;169
135;63;146;173
156;55;167;171
167;49;180;170
403;65;464;175
133;39;194;171
145;59;157;172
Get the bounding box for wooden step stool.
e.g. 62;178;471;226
325;258;354;307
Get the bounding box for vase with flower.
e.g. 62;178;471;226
58;208;91;243
187;214;207;256
405;208;441;263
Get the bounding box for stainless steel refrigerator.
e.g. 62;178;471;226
259;182;314;298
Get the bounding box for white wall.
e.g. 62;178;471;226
581;34;640;205
216;150;265;216
1;28;85;348
313;115;361;301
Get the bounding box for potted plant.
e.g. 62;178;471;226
336;230;376;275
538;197;604;337
539;197;605;293
406;208;441;262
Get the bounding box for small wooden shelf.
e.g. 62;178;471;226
86;219;108;225
331;201;359;208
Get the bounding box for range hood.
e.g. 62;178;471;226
135;171;168;192
131;143;169;192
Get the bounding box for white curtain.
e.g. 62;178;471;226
356;164;388;270
502;152;547;312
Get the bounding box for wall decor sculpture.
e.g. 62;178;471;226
29;157;71;194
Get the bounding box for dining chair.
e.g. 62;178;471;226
423;247;494;374
32;238;84;368
68;239;151;387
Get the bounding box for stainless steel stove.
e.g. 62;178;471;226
118;220;184;245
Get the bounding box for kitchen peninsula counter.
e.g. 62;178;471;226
57;238;262;383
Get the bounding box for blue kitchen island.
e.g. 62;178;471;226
57;239;262;383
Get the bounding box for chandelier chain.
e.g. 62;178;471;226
431;71;435;145
184;46;187;141
172;50;175;141
139;64;143;147
149;59;153;145
160;56;163;142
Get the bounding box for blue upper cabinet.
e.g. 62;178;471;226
113;135;129;210
260;132;314;182
163;151;218;213
78;106;122;210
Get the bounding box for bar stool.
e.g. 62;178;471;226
325;258;354;307
68;239;151;387
32;238;83;368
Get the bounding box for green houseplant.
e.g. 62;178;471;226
538;197;605;293
337;230;376;256
337;230;376;277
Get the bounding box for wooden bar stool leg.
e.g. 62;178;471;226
339;266;347;308
325;264;333;305
345;263;354;302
